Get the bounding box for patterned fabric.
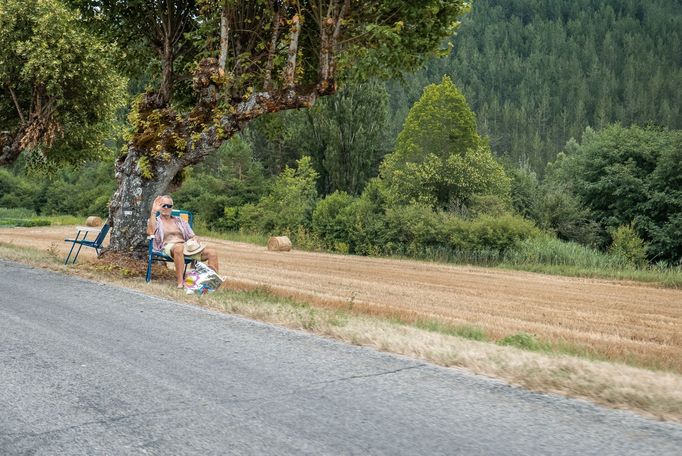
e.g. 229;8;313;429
152;215;195;251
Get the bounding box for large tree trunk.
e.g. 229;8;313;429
108;146;187;255
0;130;24;166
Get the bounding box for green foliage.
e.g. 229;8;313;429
174;136;267;231
0;159;115;217
536;182;600;247
335;179;389;256
458;214;542;252
0;168;36;208
312;191;356;251
508;167;541;221
383;204;447;255
387;0;682;172
337;1;466;82
0;207;36;219
381;76;510;210
245;110;307;177
15;219;51;227
301;81;391;196
505;234;632;269
0;0;126;165
546;125;682;263
69;0;465;106
313;178;539;258
609;224;649;268
413;319;487;341
245;81;391;198
239;156;318;235
498;332;549;352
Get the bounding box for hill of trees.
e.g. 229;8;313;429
388;0;682;173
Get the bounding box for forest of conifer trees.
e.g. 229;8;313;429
391;0;682;172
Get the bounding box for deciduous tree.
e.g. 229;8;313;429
380;75;510;211
0;0;125;166
67;0;467;254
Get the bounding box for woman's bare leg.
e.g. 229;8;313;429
171;243;185;287
201;248;219;273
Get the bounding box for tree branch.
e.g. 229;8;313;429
330;0;350;76
185;84;318;165
283;14;301;87
264;6;282;90
7;86;25;125
218;1;230;70
0;130;24;166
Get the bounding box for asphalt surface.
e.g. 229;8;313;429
1;260;682;455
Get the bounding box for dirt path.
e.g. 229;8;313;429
3;225;682;372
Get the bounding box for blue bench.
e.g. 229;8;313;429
64;224;110;264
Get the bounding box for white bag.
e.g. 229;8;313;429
184;261;223;294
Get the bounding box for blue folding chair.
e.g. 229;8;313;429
64;224;110;264
146;210;195;282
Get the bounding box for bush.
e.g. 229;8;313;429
503;234;635;269
443;213;540;253
339;196;387;256
609;224;649;267
312;191;356;250
16;219;51;227
0;207;36;218
383;204;447;254
238;156;319;234
465;214;541;252
0;168;36;209
498;332;548;351
537;185;600;246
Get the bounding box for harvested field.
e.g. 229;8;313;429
2;225;682;373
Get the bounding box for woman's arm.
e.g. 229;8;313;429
147;196;163;236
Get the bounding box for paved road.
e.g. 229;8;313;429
1;260;681;455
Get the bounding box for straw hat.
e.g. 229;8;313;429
183;238;205;256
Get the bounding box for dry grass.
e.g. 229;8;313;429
2;230;682;422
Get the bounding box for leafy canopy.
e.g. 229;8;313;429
547;125;682;263
67;0;467;106
0;0;126;166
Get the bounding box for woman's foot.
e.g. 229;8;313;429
176;284;184;289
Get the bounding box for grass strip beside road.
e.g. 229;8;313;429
1;241;682;423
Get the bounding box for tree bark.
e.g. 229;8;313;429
159;36;174;106
0;130;24;166
218;2;229;71
108;147;184;254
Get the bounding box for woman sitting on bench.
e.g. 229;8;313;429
147;195;220;288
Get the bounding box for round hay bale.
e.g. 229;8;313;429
85;216;103;227
267;236;292;252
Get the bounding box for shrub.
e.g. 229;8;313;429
383;204;447;255
16;219;51;227
443;213;540;252
609;224;649;267
498;332;548;351
0;207;36;219
238;156;319;234
312;191;356;250
340;197;387;256
0;168;37;209
506;234;630;269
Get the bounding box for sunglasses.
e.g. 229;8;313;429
161;204;173;209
